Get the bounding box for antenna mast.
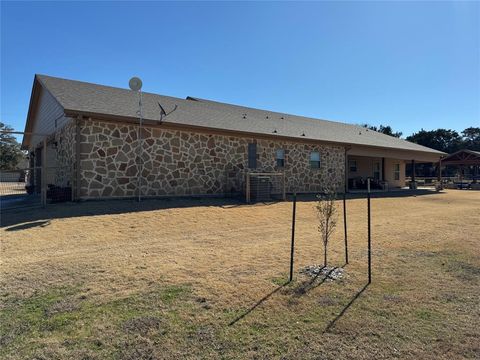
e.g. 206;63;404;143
129;77;143;202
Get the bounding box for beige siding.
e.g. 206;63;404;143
348;156;405;188
350;144;441;162
29;87;65;149
348;155;406;188
348;156;382;180
384;158;406;188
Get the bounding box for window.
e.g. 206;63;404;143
276;149;285;168
373;161;381;180
349;159;357;172
310;151;320;169
248;143;257;169
394;163;400;181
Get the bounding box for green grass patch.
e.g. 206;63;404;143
0;283;194;359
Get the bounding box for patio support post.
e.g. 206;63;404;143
411;159;416;182
382;157;385;181
437;158;442;183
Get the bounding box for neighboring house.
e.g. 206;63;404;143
22;74;444;200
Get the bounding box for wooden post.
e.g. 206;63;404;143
381;157;385;182
289;193;297;282
282;171;286;201
367;178;372;284
41;138;47;207
437;158;442;184
411;159;416;182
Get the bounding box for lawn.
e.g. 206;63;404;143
1;190;479;359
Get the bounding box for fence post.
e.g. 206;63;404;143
41;138;47;208
343;191;348;265
282;171;286;201
289;192;297;282
246;171;250;203
367;178;372;284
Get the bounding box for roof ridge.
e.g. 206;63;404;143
31;74;444;155
36;74;187;103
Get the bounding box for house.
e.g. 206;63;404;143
22;74;444;200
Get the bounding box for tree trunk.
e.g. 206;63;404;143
324;246;327;268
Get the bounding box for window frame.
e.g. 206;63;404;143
349;159;357;172
310;151;321;169
276;149;285;168
373;161;381;180
248;143;257;169
394;163;400;181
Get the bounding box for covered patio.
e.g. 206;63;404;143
345;144;444;193
441;149;480;189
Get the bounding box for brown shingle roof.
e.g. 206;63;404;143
35;74;444;155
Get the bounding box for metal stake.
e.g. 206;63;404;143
367;178;372;284
343;191;348;264
289;193;297;282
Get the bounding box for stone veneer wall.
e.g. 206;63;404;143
79;119;345;199
53;119;76;187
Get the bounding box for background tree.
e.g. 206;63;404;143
0;122;25;170
316;188;338;268
406;128;463;153
461;127;480;151
361;124;403;138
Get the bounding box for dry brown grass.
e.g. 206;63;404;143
1;190;479;359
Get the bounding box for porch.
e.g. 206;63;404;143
346;155;406;192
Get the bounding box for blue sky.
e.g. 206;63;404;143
1;1;479;141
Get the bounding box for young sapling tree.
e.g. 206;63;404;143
316;188;338;267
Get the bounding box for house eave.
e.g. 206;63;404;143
64;109;445;162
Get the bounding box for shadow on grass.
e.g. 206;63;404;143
4;220;51;231
0;197;244;228
293;266;338;296
1;188;440;228
229;281;290;326
324;283;369;333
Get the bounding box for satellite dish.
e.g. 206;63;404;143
129;77;142;91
